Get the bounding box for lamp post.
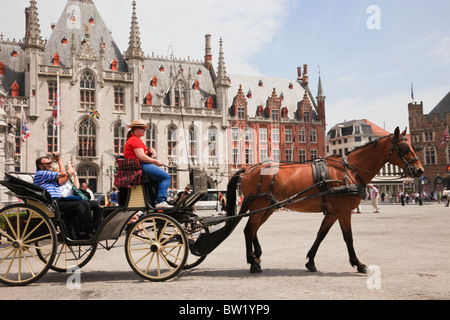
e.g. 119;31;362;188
105;164;116;191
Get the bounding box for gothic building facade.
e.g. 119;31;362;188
0;0;326;204
409;99;450;193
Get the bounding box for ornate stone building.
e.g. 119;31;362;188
409;99;450;193
0;0;326;205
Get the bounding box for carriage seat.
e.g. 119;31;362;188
0;172;52;205
114;158;158;208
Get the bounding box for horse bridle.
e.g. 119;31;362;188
388;135;420;177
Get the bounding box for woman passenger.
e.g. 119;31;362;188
123;120;172;208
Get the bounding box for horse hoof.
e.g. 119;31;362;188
305;262;317;272
250;264;262;274
357;264;370;274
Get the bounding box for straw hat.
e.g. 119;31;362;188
127;120;149;129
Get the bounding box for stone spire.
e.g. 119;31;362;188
317;74;325;101
215;38;230;86
23;0;45;49
125;0;144;59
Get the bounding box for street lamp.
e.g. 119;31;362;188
105;164;116;191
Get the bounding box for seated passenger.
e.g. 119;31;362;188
123;120;172;209
33;153;94;239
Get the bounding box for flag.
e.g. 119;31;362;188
411;83;414;102
89;106;100;119
441;126;449;148
21;109;30;142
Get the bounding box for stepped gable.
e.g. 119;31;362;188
43;0;127;71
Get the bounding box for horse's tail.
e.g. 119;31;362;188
226;168;246;217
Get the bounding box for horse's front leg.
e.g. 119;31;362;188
338;213;369;274
306;213;337;272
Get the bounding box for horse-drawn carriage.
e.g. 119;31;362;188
0;162;240;287
0;127;425;286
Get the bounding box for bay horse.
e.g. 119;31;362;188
226;127;424;274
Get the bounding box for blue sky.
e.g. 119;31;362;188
1;0;449;133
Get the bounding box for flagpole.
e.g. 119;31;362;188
20;105;23;170
57;74;60;152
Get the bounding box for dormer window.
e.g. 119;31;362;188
111;59;118;71
61;36;68;45
193;80;199;91
151;76;158;87
197;68;202;75
81;38;87;45
258;80;263;87
89;16;95;24
145;92;153;105
11;49;18;58
52;53;60;66
11;81;19;97
247;90;252;99
289;82;293;89
159;65;165;72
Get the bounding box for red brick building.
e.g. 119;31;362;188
408;98;450;192
227;65;326;173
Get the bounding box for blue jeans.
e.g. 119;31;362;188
141;163;171;204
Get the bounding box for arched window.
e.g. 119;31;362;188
174;80;186;107
145;123;156;150
80;71;95;112
77;164;98;193
78;118;96;157
47;119;58;153
113;121;126;155
168;125;177;157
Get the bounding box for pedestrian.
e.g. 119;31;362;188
369;184;380;213
443;188;449;207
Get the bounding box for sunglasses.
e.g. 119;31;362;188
41;161;52;165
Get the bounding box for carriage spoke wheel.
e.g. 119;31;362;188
0;204;57;286
178;221;208;270
125;213;188;282
37;241;97;273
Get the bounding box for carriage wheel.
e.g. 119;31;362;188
0;204;57;286
180;222;208;269
125;213;188;282
37;241;97;273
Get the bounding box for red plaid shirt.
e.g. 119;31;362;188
114;158;142;188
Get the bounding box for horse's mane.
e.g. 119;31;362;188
346;134;392;156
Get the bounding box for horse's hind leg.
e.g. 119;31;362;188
306;214;337;272
244;219;262;273
338;213;369;274
244;209;274;274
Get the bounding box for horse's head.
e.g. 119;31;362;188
388;127;424;177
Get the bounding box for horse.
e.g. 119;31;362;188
226;127;424;274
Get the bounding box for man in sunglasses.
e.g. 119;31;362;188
34;152;94;239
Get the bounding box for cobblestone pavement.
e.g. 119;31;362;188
1;201;449;301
